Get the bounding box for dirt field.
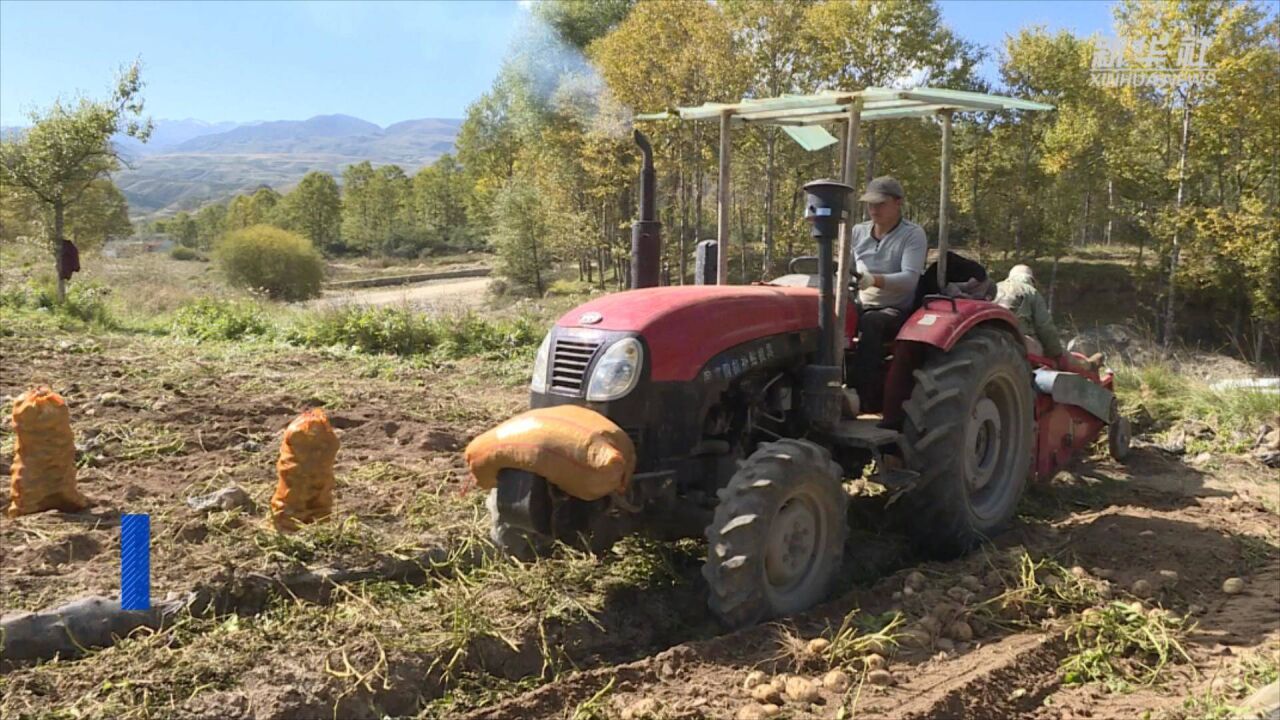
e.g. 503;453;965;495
1;322;1277;719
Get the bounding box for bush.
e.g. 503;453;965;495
285;306;438;355
283;306;543;360
170;246;203;262
59;283;117;327
215;225;324;301
545;279;593;296
171;298;273;342
433;311;541;360
0;278;118;329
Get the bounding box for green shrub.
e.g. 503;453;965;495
283;306;543;360
170;246;203;261
60;282;117;327
0;280;40;311
545;279;593;296
215;225;324;301
433;311;541;360
285;306;438;355
171;298;273;341
0;278;118;329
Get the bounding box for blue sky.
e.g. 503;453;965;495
0;0;1119;127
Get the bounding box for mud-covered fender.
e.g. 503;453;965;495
895;296;1025;352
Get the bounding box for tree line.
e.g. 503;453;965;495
452;0;1277;360
2;1;1275;360
144;153;478;259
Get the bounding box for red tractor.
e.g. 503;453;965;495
476;88;1129;627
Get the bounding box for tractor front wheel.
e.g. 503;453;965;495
703;439;847;628
486;487;552;561
486;470;619;561
899;327;1034;558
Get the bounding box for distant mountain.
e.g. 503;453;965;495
172;114;382;153
111;115;462;218
114;118;244;158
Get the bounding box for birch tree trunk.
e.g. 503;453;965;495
54;199;66;304
1162;91;1193;349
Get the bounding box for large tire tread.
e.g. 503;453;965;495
703;439;847;628
486;489;552;561
898;328;1033;559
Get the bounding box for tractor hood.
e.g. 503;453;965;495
555;285;820;382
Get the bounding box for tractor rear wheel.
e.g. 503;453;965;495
703;439;847;628
1108;398;1131;462
899;327;1034;558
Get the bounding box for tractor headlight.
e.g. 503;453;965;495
530;332;552;393
586;337;643;402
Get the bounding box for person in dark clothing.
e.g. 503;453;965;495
880;252;992;431
914;251;993;305
59;240;80;281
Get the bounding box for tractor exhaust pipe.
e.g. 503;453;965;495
631;129;661;289
801;179;854;427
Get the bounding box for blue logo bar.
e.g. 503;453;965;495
121;514;150;611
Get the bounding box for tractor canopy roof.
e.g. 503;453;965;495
636;86;1053;126
637;87;1052;150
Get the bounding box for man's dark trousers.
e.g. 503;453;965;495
853;307;905;411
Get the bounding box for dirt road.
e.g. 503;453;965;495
312;275;493;309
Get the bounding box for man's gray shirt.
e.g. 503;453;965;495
851;219;928;311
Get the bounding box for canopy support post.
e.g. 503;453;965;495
717;110;733;285
937;109;953;291
834;98;862;366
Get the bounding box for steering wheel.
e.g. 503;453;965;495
787;255;862;289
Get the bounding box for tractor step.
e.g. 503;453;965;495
829;418;901;449
876;467;919;490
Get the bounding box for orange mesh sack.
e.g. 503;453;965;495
465;405;636;502
7;386;89;517
270;408;339;532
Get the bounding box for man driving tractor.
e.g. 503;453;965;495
851;176;927;408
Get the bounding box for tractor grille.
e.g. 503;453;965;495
550;338;602;394
622;426;643;451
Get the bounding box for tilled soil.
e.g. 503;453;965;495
0;330;525;613
2;325;1278;719
465;454;1280;720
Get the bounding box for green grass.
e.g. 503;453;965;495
1114;362;1278;454
2;283;545;378
252;515;380;565
0;278;122;332
281;305;542;368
